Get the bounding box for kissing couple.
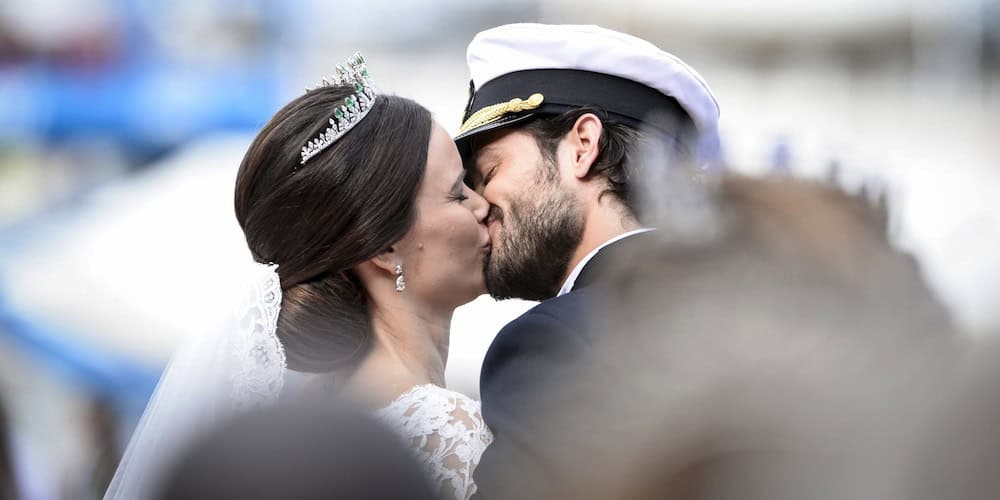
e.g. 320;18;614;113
105;23;720;500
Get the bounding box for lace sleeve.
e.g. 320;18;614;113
374;386;494;500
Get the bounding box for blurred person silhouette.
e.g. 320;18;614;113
155;400;437;500
106;52;492;500
87;398;122;497
901;338;1000;500
0;390;56;500
481;172;962;500
0;396;17;500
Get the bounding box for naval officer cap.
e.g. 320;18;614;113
456;23;721;165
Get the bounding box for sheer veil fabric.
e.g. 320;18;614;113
104;262;492;500
104;263;286;499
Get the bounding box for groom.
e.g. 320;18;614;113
455;24;721;498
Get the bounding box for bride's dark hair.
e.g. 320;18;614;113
234;86;431;373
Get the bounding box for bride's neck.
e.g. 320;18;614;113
344;299;452;409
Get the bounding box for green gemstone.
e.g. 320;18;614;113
334;108;344;120
354;82;363;93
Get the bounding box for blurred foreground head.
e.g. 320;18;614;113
903;341;1000;500
522;173;964;500
629;173;953;334
155;401;435;500
0;397;16;500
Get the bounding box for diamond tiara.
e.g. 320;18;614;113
299;52;378;165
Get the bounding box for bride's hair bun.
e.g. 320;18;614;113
234;85;431;373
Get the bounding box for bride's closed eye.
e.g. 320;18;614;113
450;170;470;202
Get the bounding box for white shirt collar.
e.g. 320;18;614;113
556;228;654;297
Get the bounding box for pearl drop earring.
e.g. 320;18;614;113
394;264;406;292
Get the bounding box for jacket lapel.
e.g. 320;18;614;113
571;230;657;292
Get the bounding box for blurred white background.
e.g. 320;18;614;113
0;1;997;497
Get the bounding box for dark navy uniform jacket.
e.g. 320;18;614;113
473;231;655;499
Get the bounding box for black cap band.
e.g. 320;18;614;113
456;69;694;144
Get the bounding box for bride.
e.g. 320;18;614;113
106;53;493;500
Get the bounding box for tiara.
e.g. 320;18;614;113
299;52;378;165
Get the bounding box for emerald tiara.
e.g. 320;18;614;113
299;52;378;165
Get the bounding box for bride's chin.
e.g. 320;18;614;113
468;281;489;303
463;276;489;305
452;256;489;305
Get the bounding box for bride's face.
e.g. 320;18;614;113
394;122;491;308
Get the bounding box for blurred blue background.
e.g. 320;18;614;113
0;0;998;498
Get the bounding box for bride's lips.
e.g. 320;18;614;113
480;229;492;254
486;217;501;243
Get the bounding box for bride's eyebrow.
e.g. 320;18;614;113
451;170;467;191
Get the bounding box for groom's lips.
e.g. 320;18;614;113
485;205;502;249
487;214;501;235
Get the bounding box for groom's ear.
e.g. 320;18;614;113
568;113;603;180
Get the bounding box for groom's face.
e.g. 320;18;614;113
470;129;585;301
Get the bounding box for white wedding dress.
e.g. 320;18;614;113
374;384;493;500
104;264;493;500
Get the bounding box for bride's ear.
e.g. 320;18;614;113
364;246;400;276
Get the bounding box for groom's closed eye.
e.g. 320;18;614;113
483;165;498;186
472;149;502;190
473;163;499;190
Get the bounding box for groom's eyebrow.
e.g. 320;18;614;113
476;148;501;170
472;150;502;186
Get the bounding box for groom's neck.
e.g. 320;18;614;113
563;200;642;285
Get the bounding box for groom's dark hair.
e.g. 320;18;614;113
235;87;432;373
518;107;694;219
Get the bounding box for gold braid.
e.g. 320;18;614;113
458;93;544;135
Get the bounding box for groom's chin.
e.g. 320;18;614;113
485;271;558;302
484;270;514;301
484;242;566;301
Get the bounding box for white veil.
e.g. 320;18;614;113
104;263;287;499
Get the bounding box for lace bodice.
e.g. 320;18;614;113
373;385;493;500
